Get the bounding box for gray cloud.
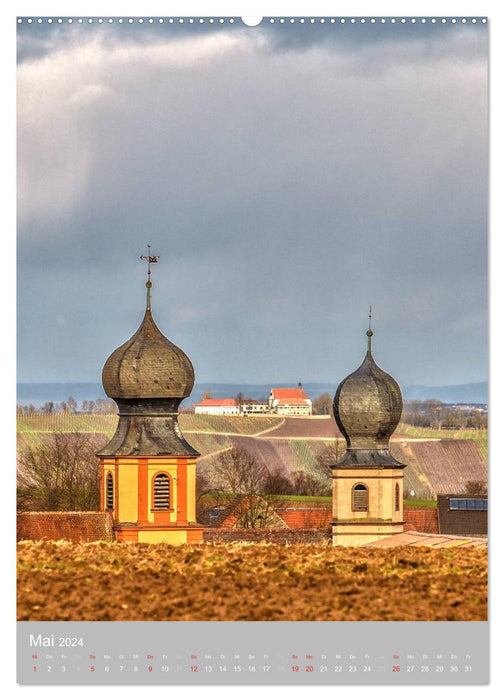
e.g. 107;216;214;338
17;21;487;388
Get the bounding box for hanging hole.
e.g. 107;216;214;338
241;16;263;27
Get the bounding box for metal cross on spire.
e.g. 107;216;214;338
140;245;159;311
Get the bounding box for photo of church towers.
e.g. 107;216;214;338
98;254;406;547
98;251;203;544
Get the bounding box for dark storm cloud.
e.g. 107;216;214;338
258;17;487;57
17;17;236;63
17;20;487;387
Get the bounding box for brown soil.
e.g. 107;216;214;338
266;417;341;438
17;541;487;622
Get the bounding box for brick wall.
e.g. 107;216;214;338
403;507;439;534
276;507;332;529
17;512;115;542
203;528;332;544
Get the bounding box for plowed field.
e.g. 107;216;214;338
265;417;340;438
17;541;487;622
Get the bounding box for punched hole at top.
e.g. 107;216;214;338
241;17;263;27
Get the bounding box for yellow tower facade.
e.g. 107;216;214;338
97;251;203;544
331;324;406;546
99;455;201;543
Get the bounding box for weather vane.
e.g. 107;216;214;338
368;305;372;331
140;244;159;285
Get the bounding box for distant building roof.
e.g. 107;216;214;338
271;388;310;400
276;398;311;406
196;398;238;407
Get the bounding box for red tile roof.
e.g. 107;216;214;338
271;388;310;400
197;398;238;407
276;508;332;529
276;398;310;406
403;507;439;534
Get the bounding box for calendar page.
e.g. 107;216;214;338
16;7;489;687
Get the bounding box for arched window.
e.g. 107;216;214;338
106;472;114;511
395;483;400;511
154;473;171;510
352;483;368;512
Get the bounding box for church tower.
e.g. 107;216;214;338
331;315;406;546
98;249;203;544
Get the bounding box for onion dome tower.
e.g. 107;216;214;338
331;311;406;546
98;247;203;544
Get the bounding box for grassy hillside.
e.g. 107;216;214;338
17;413;118;435
397;423;487;462
17;414;487;500
17;412;283;437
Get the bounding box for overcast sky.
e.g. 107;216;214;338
17;17;488;387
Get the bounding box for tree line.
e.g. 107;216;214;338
310;394;487;429
17;397;117;416
401;399;487;430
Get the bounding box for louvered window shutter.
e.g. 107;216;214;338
352;484;368;511
154;474;171;510
106;473;114;510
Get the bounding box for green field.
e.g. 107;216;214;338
403;499;438;508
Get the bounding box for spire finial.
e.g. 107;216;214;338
366;305;373;352
140;245;159;311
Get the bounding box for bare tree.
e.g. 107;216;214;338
263;468;293;495
233;494;281;528
95;398;116;414
235;392;245;412
464;480;487;496
67;396;78;413
289;441;345;497
312;393;334;416
212;446;269;495
210;447;283;528
17;432;106;511
291;471;325;496
195;467;221;524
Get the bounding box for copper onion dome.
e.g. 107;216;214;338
333;325;404;467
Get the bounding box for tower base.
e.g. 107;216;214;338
114;524;204;544
331;521;404;547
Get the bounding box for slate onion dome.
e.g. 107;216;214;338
333;320;404;467
102;280;195;401
98;249;198;458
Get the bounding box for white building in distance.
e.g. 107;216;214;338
195;398;240;415
269;386;312;415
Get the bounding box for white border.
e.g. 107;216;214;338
4;2;500;699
